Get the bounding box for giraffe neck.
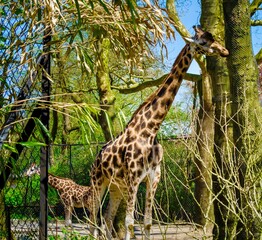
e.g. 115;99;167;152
47;173;68;190
127;44;194;137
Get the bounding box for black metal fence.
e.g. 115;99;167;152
1;140;196;239
0;2;197;239
5;205;91;239
2;143;98;239
5;206;39;240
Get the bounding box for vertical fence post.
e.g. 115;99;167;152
69;145;72;178
39;25;51;239
5;205;11;240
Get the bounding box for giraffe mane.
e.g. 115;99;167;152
48;172;75;182
201;31;215;42
128;97;154;124
127;44;189;125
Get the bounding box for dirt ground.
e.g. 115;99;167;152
48;222;211;239
12;220;212;239
133;224;210;240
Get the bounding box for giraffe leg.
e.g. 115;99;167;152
89;183;107;238
65;206;73;227
104;185;123;239
144;144;163;239
125;184;139;240
144;169;161;239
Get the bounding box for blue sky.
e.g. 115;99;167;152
165;1;261;72
163;1;262;107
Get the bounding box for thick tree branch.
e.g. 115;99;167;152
166;0;190;37
250;0;262;17
66;126;80;133
166;0;206;70
251;19;262;26
256;48;262;65
112;73;201;94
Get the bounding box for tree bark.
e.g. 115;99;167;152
195;70;215;237
95;36;128;238
223;0;261;239
167;0;215;235
96;37;116;141
200;0;234;239
56;51;71;155
0;190;6;238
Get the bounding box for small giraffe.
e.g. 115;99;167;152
90;26;229;240
25;163;93;226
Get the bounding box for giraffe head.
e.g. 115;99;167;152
185;25;229;57
25;163;40;177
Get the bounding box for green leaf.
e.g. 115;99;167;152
74;0;82;26
33;118;53;141
15;8;23;15
98;0;110;14
18;141;47;147
78;29;84;42
2;144;18;153
0;36;6;43
82;49;94;72
0;6;6;16
125;0;138;21
89;0;94;9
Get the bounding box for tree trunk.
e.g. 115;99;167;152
95;36;127;238
96;37;116;141
165;0;215;234
0;190;6;238
56;51;71;155
223;0;261;239
195;70;215;237
201;1;234;239
193;0;231;235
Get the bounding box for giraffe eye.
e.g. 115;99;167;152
199;41;207;46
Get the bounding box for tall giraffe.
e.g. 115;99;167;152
90;26;229;240
25;163;93;226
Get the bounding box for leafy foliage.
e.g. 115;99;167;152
4;139;196;224
1;0;261;239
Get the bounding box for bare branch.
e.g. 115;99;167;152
112;73;201;94
166;0;206;70
255;48;262;65
250;0;262;17
166;0;190;38
251;19;262;26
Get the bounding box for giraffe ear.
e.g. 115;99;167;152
193;25;204;33
184;37;194;43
